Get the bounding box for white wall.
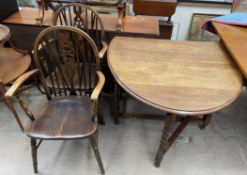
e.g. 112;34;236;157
170;3;231;40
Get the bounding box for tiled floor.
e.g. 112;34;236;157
0;88;247;175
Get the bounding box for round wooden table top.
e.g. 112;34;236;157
108;37;243;116
0;48;31;84
0;24;10;44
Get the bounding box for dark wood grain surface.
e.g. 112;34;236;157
108;37;243;116
213;22;247;78
25;97;96;139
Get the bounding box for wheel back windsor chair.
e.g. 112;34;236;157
5;25;105;174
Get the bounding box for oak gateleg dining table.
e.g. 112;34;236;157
108;37;243;167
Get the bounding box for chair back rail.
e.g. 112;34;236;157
34;26;100;97
53;3;105;51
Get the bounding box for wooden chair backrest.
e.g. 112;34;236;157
33;26;100;97
52;3;105;50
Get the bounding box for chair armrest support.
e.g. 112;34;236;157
98;41;108;59
91;71;105;101
5;69;40;98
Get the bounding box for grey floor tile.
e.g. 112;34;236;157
0;88;247;174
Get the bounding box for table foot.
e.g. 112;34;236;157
154;114;176;167
154;115;191;167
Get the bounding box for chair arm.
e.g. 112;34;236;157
5;69;40;98
98;41;108;59
91;71;105;101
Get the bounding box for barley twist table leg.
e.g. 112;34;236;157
154;114;176;167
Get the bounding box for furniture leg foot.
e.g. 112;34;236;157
154;115;191;167
90;133;105;174
154;114;176;167
154;142;169;167
31;138;38;174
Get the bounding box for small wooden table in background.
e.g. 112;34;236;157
2;7;161;52
108;37;243;167
36;0;127;31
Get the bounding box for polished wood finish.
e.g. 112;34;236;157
133;0;177;22
3;7;54;26
2;7;160;51
231;0;247;12
37;0;127;30
3;7;160;52
25;96;96;139
159;20;173;39
5;26;105;174
52;3;107;58
0;48;30;84
3;7;159;36
108;37;243;166
109;37;243;115
213;22;247;78
0;24;10;44
91;71;105;101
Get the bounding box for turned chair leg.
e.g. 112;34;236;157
90;132;105;174
98;97;105;125
31;138;38;174
113;82;121;124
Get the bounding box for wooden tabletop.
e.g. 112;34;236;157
108;37;243;115
213;22;247;78
3;7;159;36
40;0;127;6
0;24;10;44
0;48;31;84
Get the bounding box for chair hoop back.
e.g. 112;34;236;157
33;25;100;97
53;3;105;50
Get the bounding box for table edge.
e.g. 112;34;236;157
108;37;243;116
212;22;247;79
